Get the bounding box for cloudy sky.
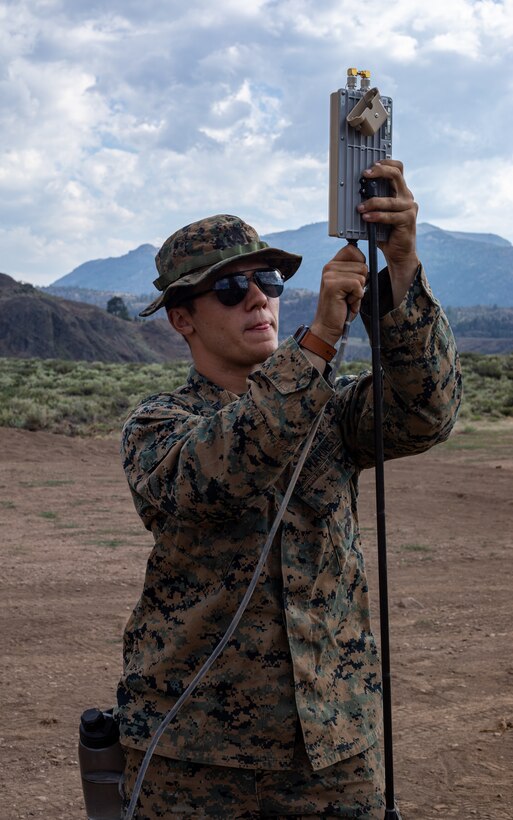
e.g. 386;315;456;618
2;0;512;285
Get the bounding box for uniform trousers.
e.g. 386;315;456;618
121;733;385;819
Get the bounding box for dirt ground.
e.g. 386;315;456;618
1;421;512;820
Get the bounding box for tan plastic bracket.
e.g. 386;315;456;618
346;87;388;137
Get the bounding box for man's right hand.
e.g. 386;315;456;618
310;243;368;347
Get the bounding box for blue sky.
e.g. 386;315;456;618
1;0;512;285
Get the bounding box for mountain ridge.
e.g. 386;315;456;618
47;222;513;307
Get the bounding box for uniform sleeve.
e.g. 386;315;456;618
122;340;334;525
333;265;462;468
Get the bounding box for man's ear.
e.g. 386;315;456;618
167;306;195;339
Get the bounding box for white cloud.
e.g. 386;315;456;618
199;80;289;146
428;30;481;58
414;156;513;241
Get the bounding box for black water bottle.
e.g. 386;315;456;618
79;708;125;820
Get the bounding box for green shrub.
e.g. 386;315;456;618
0;357;190;434
0;396;59;431
473;359;503;379
0;353;512;434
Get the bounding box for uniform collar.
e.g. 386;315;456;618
186;366;242;407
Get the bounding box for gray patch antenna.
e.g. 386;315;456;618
329;68;393;242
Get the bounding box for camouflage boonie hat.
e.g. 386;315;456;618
139;214;302;317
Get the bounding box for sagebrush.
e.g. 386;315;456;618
1;353;512;435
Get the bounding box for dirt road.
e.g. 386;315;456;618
1;423;512;819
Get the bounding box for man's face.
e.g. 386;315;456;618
169;259;281;385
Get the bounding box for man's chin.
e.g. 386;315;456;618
248;338;279;366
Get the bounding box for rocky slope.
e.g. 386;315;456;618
0;274;189;363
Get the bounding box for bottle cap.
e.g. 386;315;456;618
79;707;120;750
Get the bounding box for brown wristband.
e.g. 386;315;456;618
293;325;337;363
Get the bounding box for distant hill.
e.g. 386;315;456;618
0;272;369;361
48;222;513;308
52;243;157;292
261;222;513;306
2;271;513;360
416;222;512;247
0;274;190;363
2;265;374;360
38;285;513;354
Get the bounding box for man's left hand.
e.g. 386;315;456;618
357;159;420;307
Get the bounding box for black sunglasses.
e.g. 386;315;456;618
191;268;285;307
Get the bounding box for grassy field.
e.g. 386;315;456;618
1;352;512;435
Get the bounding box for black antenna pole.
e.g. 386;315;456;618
360;177;402;820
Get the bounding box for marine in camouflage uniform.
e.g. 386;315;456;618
117;161;462;818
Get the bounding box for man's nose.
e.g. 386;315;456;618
244;277;267;308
